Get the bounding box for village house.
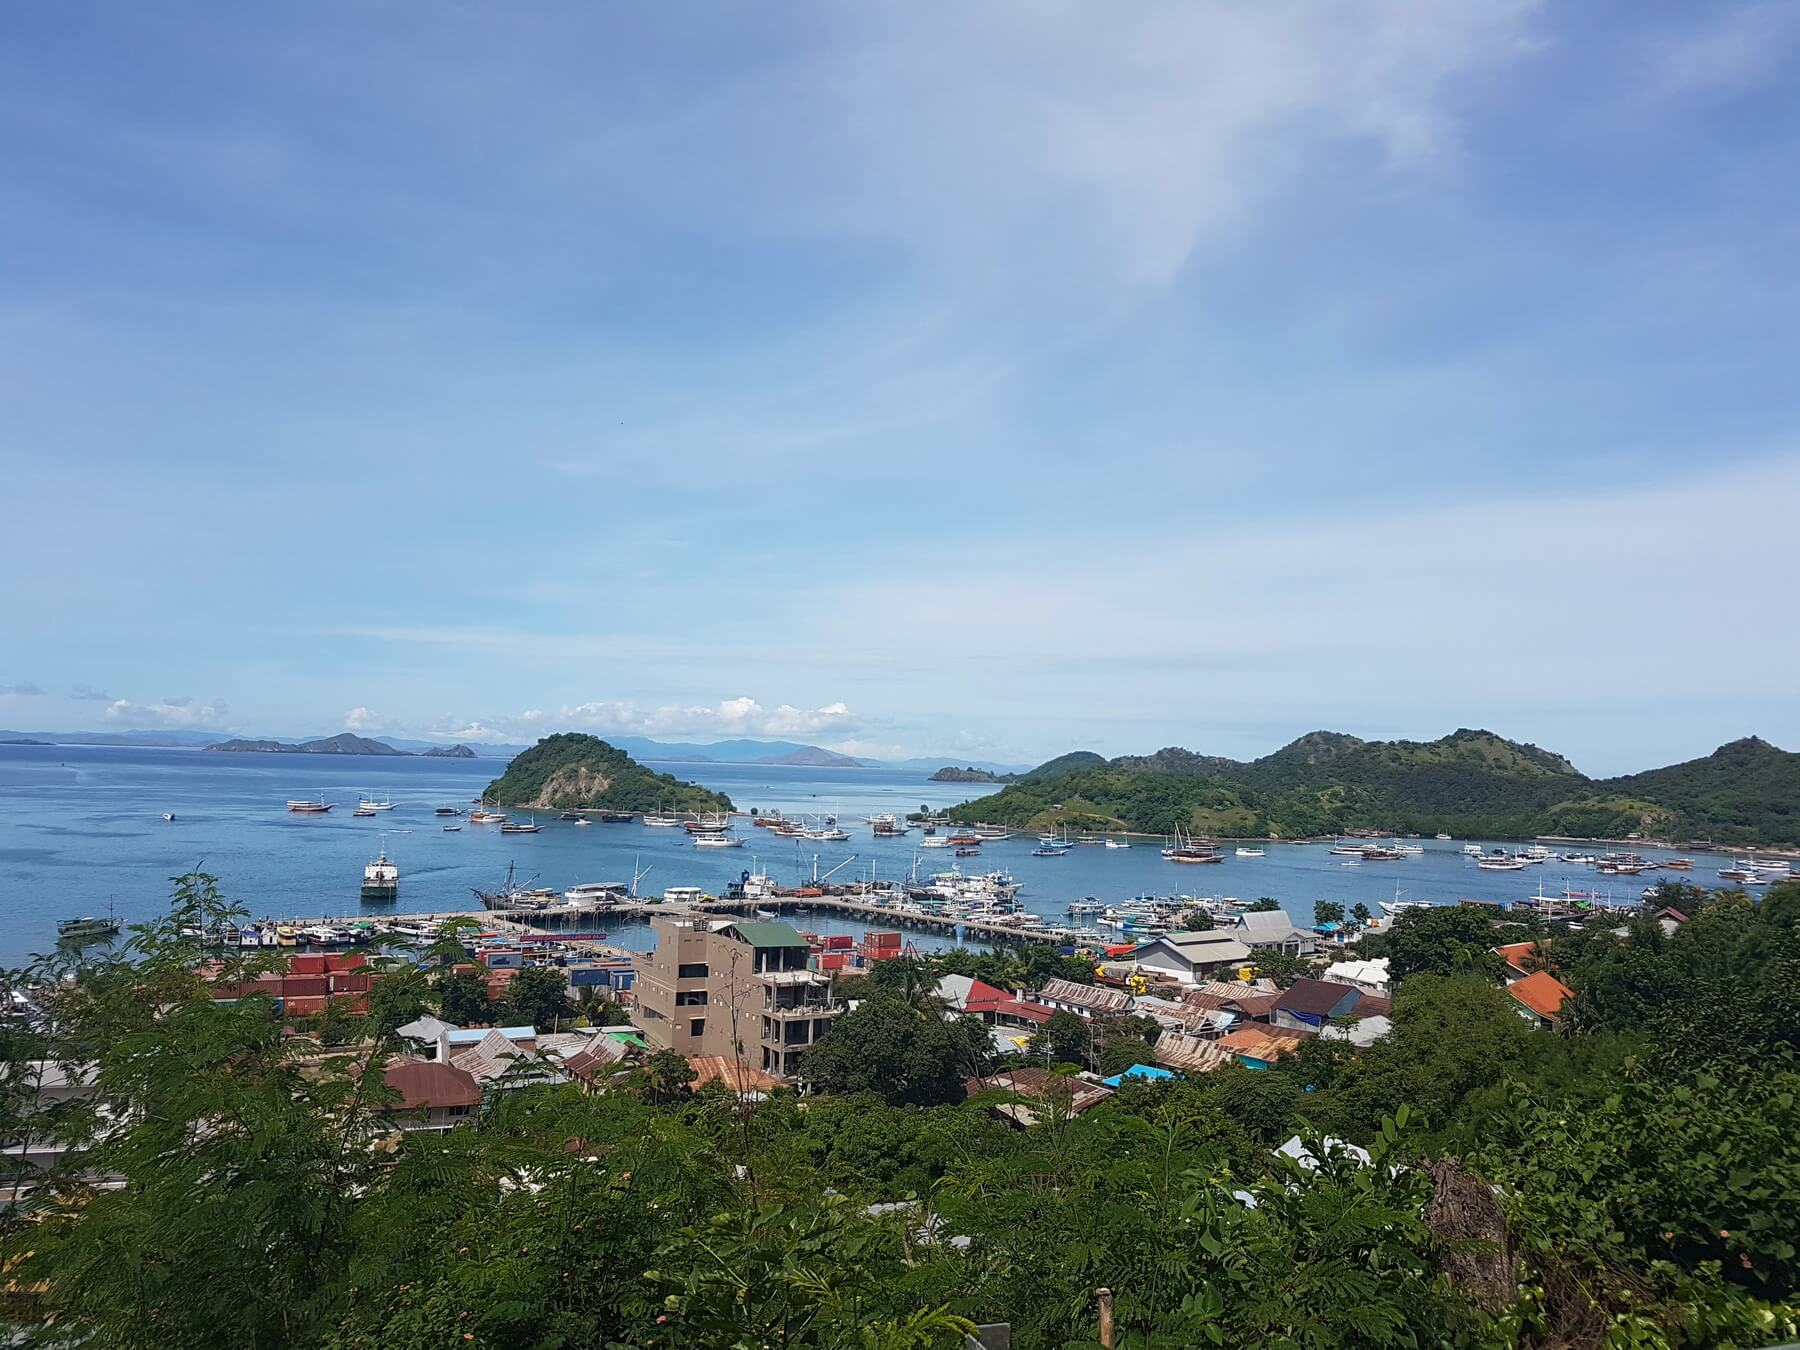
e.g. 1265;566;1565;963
1026;976;1135;1019
1126;930;1255;985
964;1067;1114;1127
1270;978;1387;1032
1228;908;1317;956
380;1058;483;1133
1506;969;1574;1029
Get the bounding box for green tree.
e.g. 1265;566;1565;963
640;1049;698;1105
1029;1009;1090;1068
1350;902;1373;929
507;965;576;1031
801;994;989;1106
1314;900;1345;928
1383;905;1504;982
435;968;493;1025
367;965;432;1040
1245;897;1282;912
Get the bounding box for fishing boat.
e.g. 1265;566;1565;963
354;806;378;817
443;824;461;832
360;850;399;901
287;798;333;813
1235;847;1265;858
499;818;542;834
694;833;745;848
57;913;120;941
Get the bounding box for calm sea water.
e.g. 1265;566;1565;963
0;744;1711;967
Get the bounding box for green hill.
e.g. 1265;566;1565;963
944;730;1800;845
484;734;732;813
1019;750;1107;781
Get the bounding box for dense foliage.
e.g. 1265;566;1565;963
3;873;1798;1348
483;733;732;813
949;728;1800;844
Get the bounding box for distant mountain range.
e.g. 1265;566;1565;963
206;735;477;758
944;730;1800;846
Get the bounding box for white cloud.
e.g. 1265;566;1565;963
103;696;231;730
0;681;45;697
428;697;861;745
343;707;381;732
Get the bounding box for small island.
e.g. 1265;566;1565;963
420;744;477;758
929;765;1006;783
484;733;732;813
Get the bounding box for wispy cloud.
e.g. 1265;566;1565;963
68;685;112;702
428;697;860;745
103;696;231;730
0;682;45;697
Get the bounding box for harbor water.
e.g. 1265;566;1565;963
0;743;1720;966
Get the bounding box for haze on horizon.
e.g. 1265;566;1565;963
3;2;1798;779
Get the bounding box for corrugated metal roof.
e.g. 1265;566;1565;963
1153;1030;1232;1074
384;1057;482;1110
1035;977;1133;1012
723;921;810;949
688;1056;783;1093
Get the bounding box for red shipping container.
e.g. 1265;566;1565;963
283;996;328;1017
826;935;853;951
865;931;901;948
281;975;329;999
818;952;848;971
325;953;367;972
290;954;328;976
330;972;372;994
331;993;369;1014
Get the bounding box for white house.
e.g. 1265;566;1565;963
1230;909;1317;956
1321;958;1390;996
1130;931;1254;985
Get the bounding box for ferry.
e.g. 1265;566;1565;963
868;813;910;837
360;850;399;901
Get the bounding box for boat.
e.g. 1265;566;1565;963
286;798;333;813
1476;856;1526;871
1379;898;1433;917
499;818;542;834
1340;860;1361;867
1103;838;1132;849
643;812;684;828
973;828;1010;842
1235;847;1265;858
57;914;120;941
443;824;461;832
259;925;280;948
470;802;509;824
565;881;632;906
955;846;982;857
435;806;463;817
276;924;297;947
360;850;399;901
358;795;396;812
694;833;745;848
559;811;583;821
161;811;175;822
238;927;262;950
945;833;981;846
1030;845;1069;857
920;837;951;849
1462;843;1484;856
1435;833;1452;841
353;806;378;818
684;814;731;834
868;813;910;837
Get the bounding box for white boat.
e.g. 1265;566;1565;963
443;824;461;832
1477;857;1526;871
1235;847;1265;858
1103;838;1132;849
973;829;1011;842
693;834;745;848
499;818;542;834
161;811;175;822
1379;898;1433;917
919;837;951;848
565;881;631;906
1462;843;1484;856
354;807;377;817
642;814;683;828
360;850;399;901
287;798;333;813
358;795;397;812
1435;833;1451;841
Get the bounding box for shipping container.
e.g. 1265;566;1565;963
283;995;329;1017
290;954;328;976
825;935;853;951
281;975;329;999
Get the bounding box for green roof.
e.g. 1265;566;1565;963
725;921;810;949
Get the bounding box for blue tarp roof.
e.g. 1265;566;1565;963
1102;1064;1177;1088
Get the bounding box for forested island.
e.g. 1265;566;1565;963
948;729;1800;846
483;732;732;812
928;765;1007;783
206;733;408;756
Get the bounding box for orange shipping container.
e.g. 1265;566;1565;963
825;935;853;951
290;954;328;976
283;995;329;1017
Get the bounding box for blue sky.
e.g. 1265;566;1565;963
3;1;1798;774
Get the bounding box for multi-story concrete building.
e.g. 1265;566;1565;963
633;917;843;1079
